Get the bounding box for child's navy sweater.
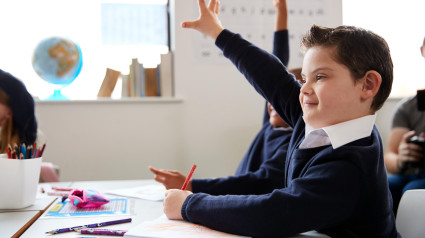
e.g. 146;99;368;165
191;30;292;195
181;30;398;238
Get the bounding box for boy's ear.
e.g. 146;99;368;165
360;70;382;100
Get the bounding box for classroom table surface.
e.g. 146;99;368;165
17;179;329;238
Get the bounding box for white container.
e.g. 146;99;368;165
0;157;42;209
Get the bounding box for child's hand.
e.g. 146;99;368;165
148;166;191;190
163;189;192;220
181;0;224;40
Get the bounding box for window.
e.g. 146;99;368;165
0;0;169;100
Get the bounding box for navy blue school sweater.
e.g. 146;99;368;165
181;30;398;238
191;30;292;195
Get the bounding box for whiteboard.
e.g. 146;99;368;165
191;0;342;69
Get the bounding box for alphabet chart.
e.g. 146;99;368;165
192;0;342;68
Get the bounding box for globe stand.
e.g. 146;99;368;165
45;89;69;101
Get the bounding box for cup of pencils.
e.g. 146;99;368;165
0;143;46;209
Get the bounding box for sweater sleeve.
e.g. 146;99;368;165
273;30;289;67
215;29;302;128
263;30;290;125
191;144;287;195
182;160;361;238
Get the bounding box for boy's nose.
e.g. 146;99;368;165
300;82;313;95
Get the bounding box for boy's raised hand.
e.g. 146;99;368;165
148;166;192;191
181;0;224;40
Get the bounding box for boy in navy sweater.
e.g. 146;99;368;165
163;0;398;237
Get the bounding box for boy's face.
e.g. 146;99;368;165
300;46;365;129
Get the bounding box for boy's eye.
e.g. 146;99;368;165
316;75;325;80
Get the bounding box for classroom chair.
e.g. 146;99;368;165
396;189;425;238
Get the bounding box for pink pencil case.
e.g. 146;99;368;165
63;189;109;208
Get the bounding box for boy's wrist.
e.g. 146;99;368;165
211;27;225;41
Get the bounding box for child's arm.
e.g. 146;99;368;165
272;0;290;67
163;160;362;237
183;0;302;128
191;143;289;195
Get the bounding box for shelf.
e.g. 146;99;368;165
35;97;183;105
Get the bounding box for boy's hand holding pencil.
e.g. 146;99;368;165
163;164;196;220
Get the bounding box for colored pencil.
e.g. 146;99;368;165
6;145;11;158
45;218;132;234
39;143;46;157
78;228;127;236
181;164;197;190
52;187;74;191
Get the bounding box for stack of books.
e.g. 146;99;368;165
97;52;174;98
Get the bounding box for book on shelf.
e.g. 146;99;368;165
121;73;129;98
121;54;174;98
145;67;159;97
97;68;121;97
128;61;136;97
158;52;174;97
131;58;146;97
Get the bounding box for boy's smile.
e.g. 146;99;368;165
300;46;368;129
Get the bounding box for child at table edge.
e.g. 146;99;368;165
162;0;398;237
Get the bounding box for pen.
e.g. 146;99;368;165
77;228;127;236
181;164;197;190
45;218;132;234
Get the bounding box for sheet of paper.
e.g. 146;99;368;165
124;214;248;238
106;184;166;201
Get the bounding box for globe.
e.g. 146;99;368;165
32;37;83;100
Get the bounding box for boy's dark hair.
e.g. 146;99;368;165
301;25;393;111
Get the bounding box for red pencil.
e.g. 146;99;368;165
6;146;11;158
181;164;197;190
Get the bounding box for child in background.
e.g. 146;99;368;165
163;0;398;237
149;0;294;195
0;69;37;153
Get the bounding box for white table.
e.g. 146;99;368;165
21;180;162;238
0;181;71;238
19;180;328;238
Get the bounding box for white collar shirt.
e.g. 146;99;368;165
299;114;376;149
